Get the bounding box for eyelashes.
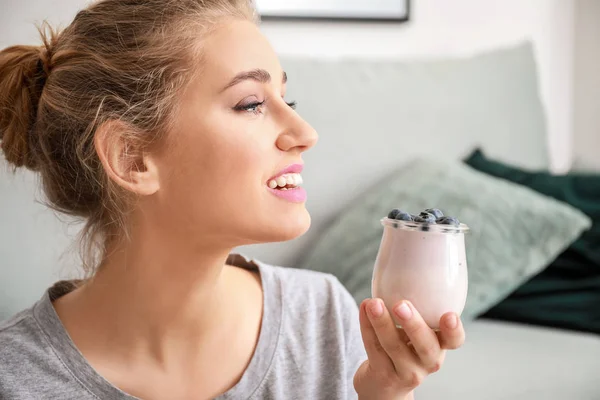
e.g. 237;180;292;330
233;101;264;113
234;99;297;114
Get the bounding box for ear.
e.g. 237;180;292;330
94;120;160;196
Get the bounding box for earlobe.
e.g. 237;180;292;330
94;120;160;196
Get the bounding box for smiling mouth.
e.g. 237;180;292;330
267;173;303;190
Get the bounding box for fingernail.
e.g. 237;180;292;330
368;299;384;318
446;314;459;329
394;302;413;320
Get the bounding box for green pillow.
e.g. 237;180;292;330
465;148;600;265
465;148;600;333
299;158;591;320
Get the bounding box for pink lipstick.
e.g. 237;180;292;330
266;163;307;203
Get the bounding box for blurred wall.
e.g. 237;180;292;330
261;0;576;173
573;0;600;171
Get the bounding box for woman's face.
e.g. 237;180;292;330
153;20;318;247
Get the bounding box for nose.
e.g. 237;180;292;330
275;107;319;153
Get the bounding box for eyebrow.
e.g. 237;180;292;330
222;69;288;91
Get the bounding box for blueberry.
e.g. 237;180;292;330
416;212;436;224
387;209;401;219
437;216;460;227
395;212;413;221
425;208;444;219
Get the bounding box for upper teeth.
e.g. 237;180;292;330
268;173;303;189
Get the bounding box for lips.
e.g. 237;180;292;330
266;163;304;189
266;163;307;203
268;186;307;203
268;163;304;181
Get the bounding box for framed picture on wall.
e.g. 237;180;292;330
256;0;410;22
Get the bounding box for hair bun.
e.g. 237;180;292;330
0;25;56;170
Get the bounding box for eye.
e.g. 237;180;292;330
286;101;297;110
234;100;265;114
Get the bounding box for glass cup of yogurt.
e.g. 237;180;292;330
371;209;469;329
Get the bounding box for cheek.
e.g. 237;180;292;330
162;124;269;207
202;136;267;188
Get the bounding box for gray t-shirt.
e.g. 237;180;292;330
0;254;367;399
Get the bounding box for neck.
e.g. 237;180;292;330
52;213;265;398
97;236;231;334
67;221;253;365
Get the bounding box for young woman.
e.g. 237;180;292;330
0;1;465;399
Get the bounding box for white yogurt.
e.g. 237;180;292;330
371;218;469;329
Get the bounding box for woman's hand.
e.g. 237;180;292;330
353;298;465;400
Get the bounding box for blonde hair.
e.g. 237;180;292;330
0;0;256;274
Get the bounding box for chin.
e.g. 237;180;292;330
278;211;311;242
255;207;312;244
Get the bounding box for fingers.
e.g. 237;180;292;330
392;301;443;373
360;298;464;387
358;299;396;372
365;298;418;372
437;312;466;350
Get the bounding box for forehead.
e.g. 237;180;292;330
200;20;282;85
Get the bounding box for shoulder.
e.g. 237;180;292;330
0;307;49;374
0;307;41;348
258;261;357;311
255;259;367;397
265;261;345;289
256;260;361;348
0;299;66;378
0;299;92;399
